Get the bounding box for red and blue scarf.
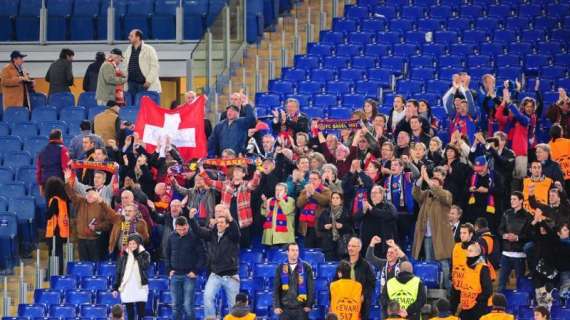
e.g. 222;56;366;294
468;173;496;214
264;197;289;233
352;187;368;216
299;185;324;227
281;261;308;302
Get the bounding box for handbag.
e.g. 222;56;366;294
536;258;558;280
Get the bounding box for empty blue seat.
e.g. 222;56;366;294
475;17;499;33
508;42;533;56
23;136;48;156
87;106;106;120
118;106;139;123
59;106;86;123
255;93;281;108
410;55;434;68
459;5;483;18
389;19;414;33
303;250;325;265
318;262;338;279
339;68;365;82
414;262;440;288
445;18;470;33
80;304;108;318
422;43;446;56
39;121;68;136
0;136;22;152
438;55;463;68
364;43;390;57
49;304;77;318
429;5;452;19
308;43;334;57
374;6;397;19
332;18;357;34
356;80;382;97
51;276;78;291
3;108;30;123
397;80;423;94
310;69;336;82
319;31;344;45
15;16;40;41
81;276;108;291
295;55;321;70
376;31;400;45
297;81;323;95
135;91;160;106
518;4;542;18
345;5;369;19
19;0;41;16
462;30;486;44
0;168;13;185
404;31;426;45
326;80;352;95
18;304;46;317
497;66;522;80
416;18;442;32
351;56;376;69
304;108;325;119
313;94;338;107
31;107;58;122
269;80;294;95
487;4;512;18
536;41;564;55
393;43;418;56
410;67;436;81
541;66;566;80
30;93;47;109
337;43;363;57
360;18;386;33
282;68;307;82
254;290;273;317
70;16;96;40
521;29;546;43
148;276;169;292
34;289;63;306
65;290;93;305
525;54;549;71
493;30;516;44
479;42;504;57
342;94;366;108
16;166;36;186
450;43;475;56
48;92;75;110
3;152;32;171
253;263;277;280
367;68;392;87
11;122;38;139
381;56;405;74
0;123;9;136
504;17;529;30
97;290;121;305
240;249;263;265
0;211;18;270
496;54;521;67
503;290;530;310
426;80;450;95
439;67;462;81
402;6;424;19
323;56;350;69
97;261;117;277
330;107;357;118
434;30;458;45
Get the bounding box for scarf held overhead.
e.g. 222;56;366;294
264;197;289;233
317;119;361;130
70;160;119;174
281;262;308;302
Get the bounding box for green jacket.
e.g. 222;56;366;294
95;61;125;104
261;197;296;246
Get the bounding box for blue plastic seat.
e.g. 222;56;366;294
429;5;452;19
397;80;423;95
69;261;97;277
503;290;530;310
318;262;338;279
342;93;366;108
312;94;338;107
422;43;446;56
0;123;9;136
282;68;307;82
50;276;77;291
367;68;392;87
426;80;450;95
0;168;13;185
96;290;121;306
450;43;475;56
345;5;369;19
410;55;434;68
49;304;77;318
38;121;68;136
351;56;377;69
536;41;564;55
148;276;169;292
410;67;436;81
462;30;487;44
4;108;30;123
134;91;160;106
65;290;92;305
254;290;273;317
389;19;414;33
80;304;108;318
297;81;323;95
401;6;424;19
303;249;325;265
16;166;36;186
3;152;32;171
81;276;108;291
269;80;294;95
475;17;499;33
339;68;365;82
59;106;86;123
17;304;46;317
555;53;570;66
304;108;325;119
541;66;566;80
255;93;281;108
525;54;549;71
23;136;48;156
295;55;320;70
11;122;38;139
15;16;40;40
31;107;58;122
393;43;418;57
504;17;529;30
117;106;138;123
30;93;47;109
336;43;363;57
48;92;75;110
332;18;357;34
508;42;533;56
374;6;397;19
34;289;63;306
323;56;350;69
551;29;570;43
497;66;522;80
381;56;405;74
310;69;336;82
319;31;344;45
438;55;463;68
416;18;442;32
326;81;352;95
239;278;258;297
97;261;117;277
467;55;491;68
19;0;41;16
376;31;400;45
445;18;470;33
493;30;516;44
364;43;390;57
517;4;542;18
521;29;545;43
414;262;440;288
487;4;512;18
308;43;334;57
478;42;504;57
459;5;483;18
253;263;277;280
69;15;96;40
360;18;386;33
534;16;560;30
434;30;458;45
496;54;521;67
404;31;426;45
0;136;22;153
356;80;382;97
439;67;463;81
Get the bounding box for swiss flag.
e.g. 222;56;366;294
134;96;207;161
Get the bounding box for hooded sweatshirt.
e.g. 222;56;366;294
223;304;256;320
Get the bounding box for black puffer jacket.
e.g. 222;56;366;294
498;208;533;252
113;248;151;291
190;217;241;276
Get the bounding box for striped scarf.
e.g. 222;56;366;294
300;185;324;227
264;197;288;233
352;187;368;216
281;262;307;302
468;173;496;214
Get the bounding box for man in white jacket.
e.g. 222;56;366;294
123;29;161;97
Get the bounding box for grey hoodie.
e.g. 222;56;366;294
228;303;255;319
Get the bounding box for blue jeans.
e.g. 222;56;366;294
170;274;196;320
498;255;525;291
128;81;146;98
204;273;240;317
423;237;451;289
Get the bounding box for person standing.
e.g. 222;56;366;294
366;237;407;289
96;48;126;106
45;48;75;95
346;237;376;320
329;260;362;320
123;29;161;97
207;104;256;157
380;261;427;320
94;101;121;147
318;192;351;261
189;205;241;319
44;177;70;275
112;233;151;320
273;243;315;320
36;129;71;193
165;216;206;320
261;183;296;247
83;52;106;92
296;171;332;248
108;204;149;256
454;243;493;320
450;223;475;311
170;174;216;227
1;50;33;109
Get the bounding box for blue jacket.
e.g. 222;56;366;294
207;106;256;157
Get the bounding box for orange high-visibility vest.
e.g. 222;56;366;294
549;138;570;180
46;196;69;238
452;243;467;290
480;310;515;320
460;263;487;311
523;177;553;214
480;234;497;281
330;279;363;320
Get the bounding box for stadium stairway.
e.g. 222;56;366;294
217;0;347;110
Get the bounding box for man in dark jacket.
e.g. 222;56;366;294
536;143;565;185
83;52;105;92
271;98;309;137
208;104;256;157
346;237;376;320
486;131;515;218
165;216;206;320
273;242;315;320
380;261;427;320
189;205;241;319
45;48;74;94
36;129;71;192
497;191;533;291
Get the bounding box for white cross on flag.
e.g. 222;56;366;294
134;96;207;160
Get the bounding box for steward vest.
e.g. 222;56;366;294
452;243;467;290
480;310;515;320
480;233;497;281
330;279;362;320
223;313;256;320
522;177;553;214
46;196;69;238
549;138;570;180
429;316;460;320
386;276;421;310
460;263;485;311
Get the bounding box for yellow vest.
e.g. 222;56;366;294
430;316;460;320
550;138;570;180
46;196;69;238
522;177;553;214
452;243;467;290
386;276;421;310
330;279;362;320
480;310;515;320
460;263;486;310
223;313;256;320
